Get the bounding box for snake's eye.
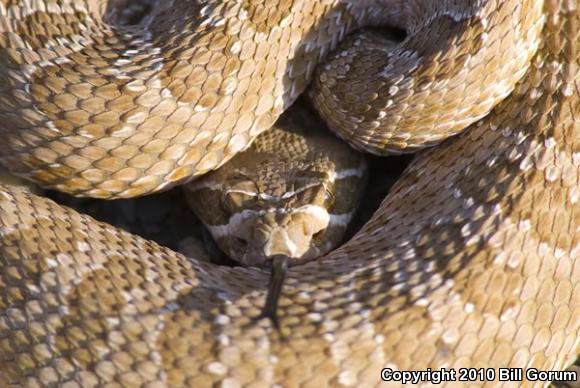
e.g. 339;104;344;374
222;190;257;215
324;188;335;207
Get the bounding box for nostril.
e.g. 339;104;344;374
235;237;248;249
305;221;327;242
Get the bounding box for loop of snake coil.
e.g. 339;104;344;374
0;0;578;386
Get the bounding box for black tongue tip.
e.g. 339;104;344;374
260;255;289;330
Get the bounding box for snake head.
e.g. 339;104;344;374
184;106;367;267
217;181;334;266
188;165;361;267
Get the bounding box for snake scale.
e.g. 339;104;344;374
0;0;579;387
184;104;368;267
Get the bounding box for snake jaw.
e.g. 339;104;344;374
262;226;304;258
240;205;330;262
229;205;331;266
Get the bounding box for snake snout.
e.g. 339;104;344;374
228;206;330;267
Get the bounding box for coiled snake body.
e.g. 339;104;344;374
0;0;579;387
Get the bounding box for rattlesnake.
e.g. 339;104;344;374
184;104;368;267
0;0;579;387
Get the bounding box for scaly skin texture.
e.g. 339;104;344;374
0;0;579;387
184;104;367;267
0;0;542;197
